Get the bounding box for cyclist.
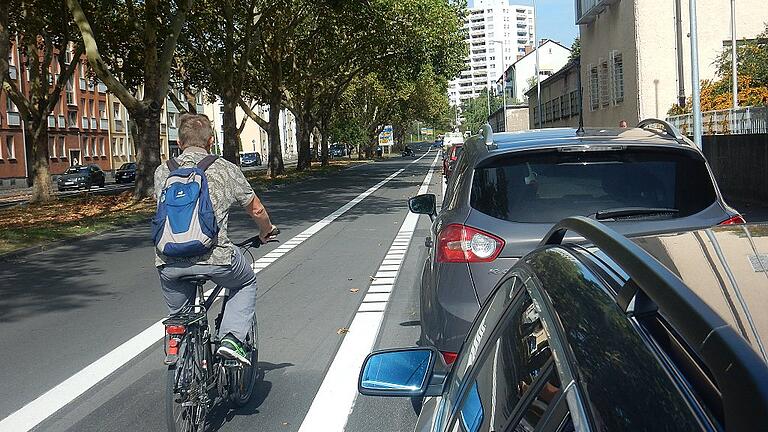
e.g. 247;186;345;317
154;113;276;366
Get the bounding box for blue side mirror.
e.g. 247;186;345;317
358;348;435;397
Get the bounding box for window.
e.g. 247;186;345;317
59;136;66;158
99;137;105;156
112;138;118;156
570;90;580;115
552;98;561;120
612;51;624;103
83;138;90;157
67;110;78;128
113;102;122;120
5;135;16;159
6;96;17;113
561;95;569;118
470;150;719;223
449;288;560;432
64;46;73;64
168;112;178;128
93;138;99;157
49;136;56;158
66;78;75;105
589;65;599;111
599;60;610;107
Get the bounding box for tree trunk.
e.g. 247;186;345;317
267;91;284;177
295;113;312;171
133;108;162;200
311;127;320;164
27;119;54;203
320;127;330;167
222;94;239;164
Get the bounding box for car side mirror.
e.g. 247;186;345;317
408;194;437;221
358;347;447;397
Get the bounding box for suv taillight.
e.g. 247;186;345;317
437;224;504;263
720;215;746;225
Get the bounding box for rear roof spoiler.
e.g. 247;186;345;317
637;118;685;141
542;216;768;431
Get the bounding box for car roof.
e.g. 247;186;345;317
475;127;695;156
630;223;768;361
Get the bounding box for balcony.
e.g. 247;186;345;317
667;107;768;135
576;0;620;25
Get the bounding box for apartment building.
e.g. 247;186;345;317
448;0;535;107
497;39;572;103
526;59;582;129
0;43;112;188
577;0;765;127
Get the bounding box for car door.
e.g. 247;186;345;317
443;283;570;432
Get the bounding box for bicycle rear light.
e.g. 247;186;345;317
165;325;186;335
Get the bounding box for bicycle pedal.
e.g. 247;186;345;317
223;360;241;368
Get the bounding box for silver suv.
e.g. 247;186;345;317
408;120;744;363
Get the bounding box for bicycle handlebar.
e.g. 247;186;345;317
235;227;280;248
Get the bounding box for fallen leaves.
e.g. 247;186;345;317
337;328;350;334
349;288;360;293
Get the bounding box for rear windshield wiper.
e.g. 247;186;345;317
595;207;679;220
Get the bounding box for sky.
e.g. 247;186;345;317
468;0;579;46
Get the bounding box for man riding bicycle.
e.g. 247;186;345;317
154;113;276;366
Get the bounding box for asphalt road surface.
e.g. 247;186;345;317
0;145;438;432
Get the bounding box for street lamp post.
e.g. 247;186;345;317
492;40;508;132
533;0;542;129
689;0;703;149
731;0;738;110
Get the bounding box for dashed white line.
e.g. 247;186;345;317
297;151;441;432
0;151;433;432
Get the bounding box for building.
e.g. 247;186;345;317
448;0;535;107
526;59;582;129
487;104;530;132
576;0;765;127
497;40;572;103
1;42;112;188
204;99;297;161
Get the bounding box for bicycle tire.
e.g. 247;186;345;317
166;337;206;432
229;315;260;407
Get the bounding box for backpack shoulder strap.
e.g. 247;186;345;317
166;158;180;171
196;155;218;171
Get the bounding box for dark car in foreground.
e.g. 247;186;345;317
57;165;106;191
240;152;262;167
359;218;768;431
410;120;744;360
114;162;136;184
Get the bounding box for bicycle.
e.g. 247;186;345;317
163;230;279;432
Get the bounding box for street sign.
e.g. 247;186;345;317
379;125;394;146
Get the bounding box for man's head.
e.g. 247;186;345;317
618;120;628;128
178;113;214;151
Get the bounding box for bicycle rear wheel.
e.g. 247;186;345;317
166;337;206;432
229;316;259;407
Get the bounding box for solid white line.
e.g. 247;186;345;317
297;151;440;432
0;151;433;432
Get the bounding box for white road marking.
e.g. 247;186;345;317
0;151;433;432
297;151;441;432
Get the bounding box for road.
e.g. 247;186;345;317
0;146;437;432
0;158;299;209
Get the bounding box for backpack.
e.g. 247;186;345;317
152;155;220;257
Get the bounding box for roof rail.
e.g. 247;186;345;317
480;123;496;150
542;216;768;430
636;118;685;141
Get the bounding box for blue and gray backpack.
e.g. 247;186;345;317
152;155;219;257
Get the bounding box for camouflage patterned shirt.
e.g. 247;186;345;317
154;146;255;267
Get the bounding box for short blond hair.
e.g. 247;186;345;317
178;113;213;149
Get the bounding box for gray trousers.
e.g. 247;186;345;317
158;247;256;342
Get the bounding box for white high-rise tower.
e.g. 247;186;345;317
448;0;535;108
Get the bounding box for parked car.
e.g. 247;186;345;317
114;162;136;184
240;152;262;167
442;144;462;179
57;165;106;191
359;218;768;431
328;144;345;158
409;120;744;360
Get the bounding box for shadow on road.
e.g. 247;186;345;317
204;361;293;431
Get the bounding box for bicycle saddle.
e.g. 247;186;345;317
178;275;212;284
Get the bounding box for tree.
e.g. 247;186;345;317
178;0;262;164
1;0;84;202
66;0;193;199
460;88;501;134
569;37;580;62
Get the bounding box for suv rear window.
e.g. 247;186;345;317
470;148;717;223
